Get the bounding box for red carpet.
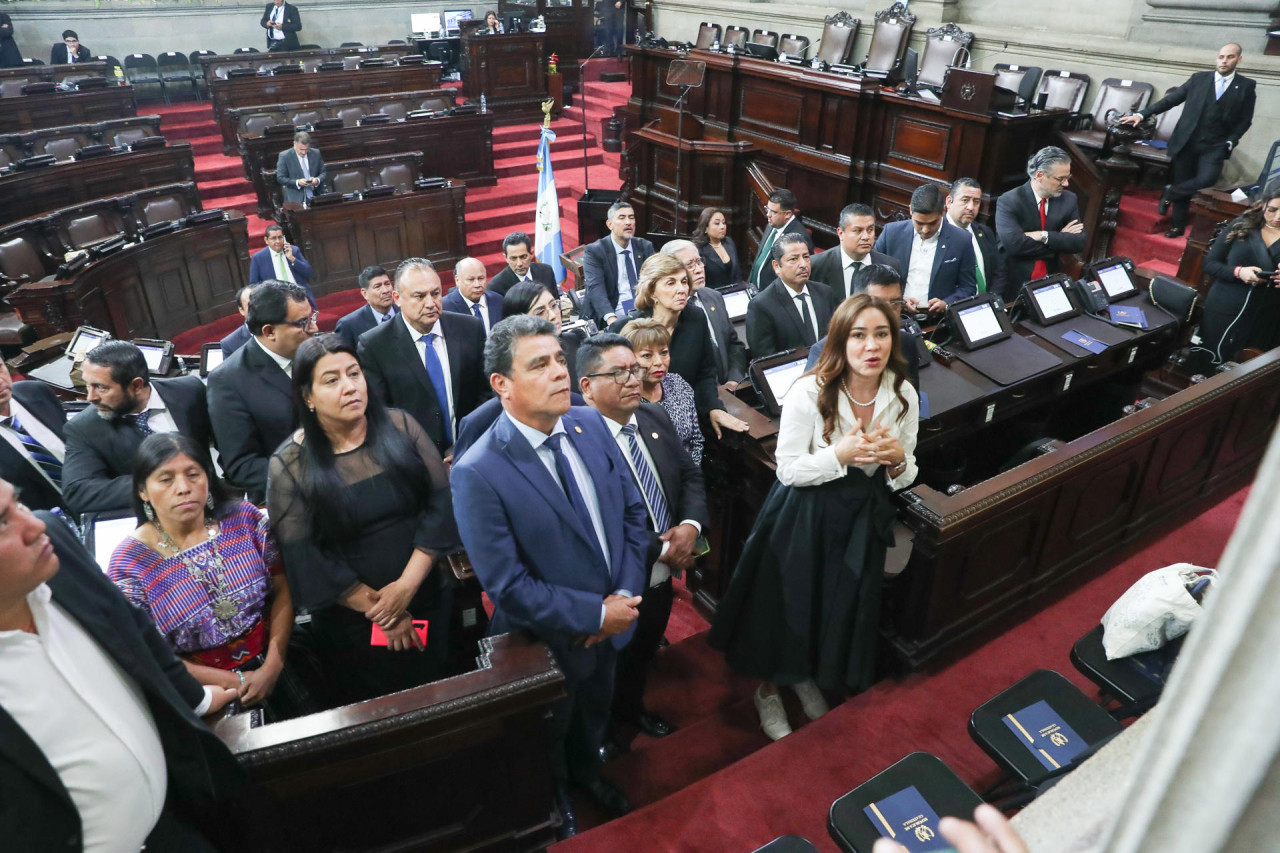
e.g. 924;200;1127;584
556;485;1249;851
1111;186;1183;277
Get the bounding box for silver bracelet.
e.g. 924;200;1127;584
236;671;245;686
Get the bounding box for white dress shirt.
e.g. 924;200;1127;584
0;584;168;852
1215;71;1235;100
776;373;918;492
406;313;456;436
613;239;637;315
905;230;939;306
787;284;821;341
459;293;493;335
0;399;67;492
253;334;294;379
603;413;702;587
841;247;870;299
268;4;286;41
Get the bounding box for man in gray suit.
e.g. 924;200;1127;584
662;239;747;389
276;131;326;205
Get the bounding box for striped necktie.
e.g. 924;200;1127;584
621;424;670;532
7;415;61;483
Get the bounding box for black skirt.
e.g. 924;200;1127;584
708;468;897;692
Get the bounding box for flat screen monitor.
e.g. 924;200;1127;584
443;8;473;34
1095;262;1139;301
411;12;442;34
80;510;137;571
748;347;811;416
67;325;109;358
200;342;225;378
131;338;174;375
1024;277;1079;325
948;294;1012;350
137;343;167;372
719;284;753;321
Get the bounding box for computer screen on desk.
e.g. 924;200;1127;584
749;347;811;416
948;294;1012;350
411;13;442;35
443;9;473;34
1095;262;1138;301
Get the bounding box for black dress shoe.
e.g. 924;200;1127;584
1165;225;1186;239
555;785;578;839
597;741;626;763
1158;189;1171;216
581;778;633;816
621;711;676;738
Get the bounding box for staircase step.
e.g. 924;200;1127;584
496;150;604;180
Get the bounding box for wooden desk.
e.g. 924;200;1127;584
240;113;495;218
195;44;416;86
498;0;596;91
214;632;563;852
694;297;1196;665
281;183;468;297
1178;189;1248;295
623;46;1065;248
9;213;250;340
0;61;111;88
0;144;195;226
0;86;136;133
209;62;441;147
460;32;550;123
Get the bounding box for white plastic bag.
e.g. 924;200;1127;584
1099;563;1216;660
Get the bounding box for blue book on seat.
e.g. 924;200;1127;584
863;785;950;851
1002;699;1090;771
1109;304;1148;328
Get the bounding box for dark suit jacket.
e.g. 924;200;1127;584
608;305;724;417
451;406;649;681
63;376;212;517
873;219;977;305
274;146;325;204
745;278;837;358
1141;70;1256;158
809;247;904;303
442;288;504;332
963;219;1010;301
488;261;559;297
333;303;396;350
261;1;302;50
995;182;1087;287
0;382;67;512
689;286;747;385
698;237;742;289
0;511;242;851
219;323;252;358
207;338;295;499
631;402;709;568
248;245;315;305
358;312;490;455
50;43;92;64
454;391;585;463
750;218;815;288
582;235;656;324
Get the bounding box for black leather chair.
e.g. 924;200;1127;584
753;836;821;853
124;53;166;103
828;753;983;853
157;51;200;101
1070;624;1182;720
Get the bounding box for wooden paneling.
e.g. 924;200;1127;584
196;45;416;85
0;87;136;132
461;32;549;123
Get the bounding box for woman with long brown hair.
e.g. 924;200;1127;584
709;295;918;740
1197;185;1280;365
693;206;742;288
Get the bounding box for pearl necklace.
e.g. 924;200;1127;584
841;380;877;408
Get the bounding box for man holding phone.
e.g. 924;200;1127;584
276;131;326;205
248;224;316;306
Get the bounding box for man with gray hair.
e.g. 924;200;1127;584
995;146;1086;287
662;239;747;387
451;313;648;837
443;256;504;336
276;131;325;204
357;257;488;457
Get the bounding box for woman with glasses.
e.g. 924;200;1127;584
617;318;704;463
267;334;459;706
610;253;749;439
693;207;743;288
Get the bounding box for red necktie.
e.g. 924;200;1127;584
1031;198;1048;281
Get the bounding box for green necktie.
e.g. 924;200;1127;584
275;251;288;281
750;228;779;287
975;259;986;294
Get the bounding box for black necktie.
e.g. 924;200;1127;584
796;293;815;345
849;261;863;297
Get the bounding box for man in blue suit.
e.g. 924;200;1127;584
441;256;504;336
451;314;649;838
874;183;977;316
249;224;315;306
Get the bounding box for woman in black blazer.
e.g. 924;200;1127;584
693;207;743;289
1198;188;1280;365
609;254;748;438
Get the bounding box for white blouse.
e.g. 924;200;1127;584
775;371;919;491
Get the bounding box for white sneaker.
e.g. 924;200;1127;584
792;680;830;721
754;686;792;740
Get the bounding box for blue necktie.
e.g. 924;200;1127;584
543;432;605;564
621;424;670;532
620;249;638;314
128;411;154;437
419;333;452;444
471;302;482;320
8;415;61;483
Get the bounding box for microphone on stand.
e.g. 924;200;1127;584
580;43;612;194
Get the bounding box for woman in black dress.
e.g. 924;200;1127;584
693;207;742;289
267;334;459;706
609;253;749;438
709;295;918;740
1197;187;1280;365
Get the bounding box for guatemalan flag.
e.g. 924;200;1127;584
535;123;567;288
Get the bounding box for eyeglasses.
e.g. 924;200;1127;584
585;365;645;385
283;311;319;330
1045;173;1071;185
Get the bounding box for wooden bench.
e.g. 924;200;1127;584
0;114;164;165
0;85;136;133
260;149;425;213
195;44;416;86
0;61;113;97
